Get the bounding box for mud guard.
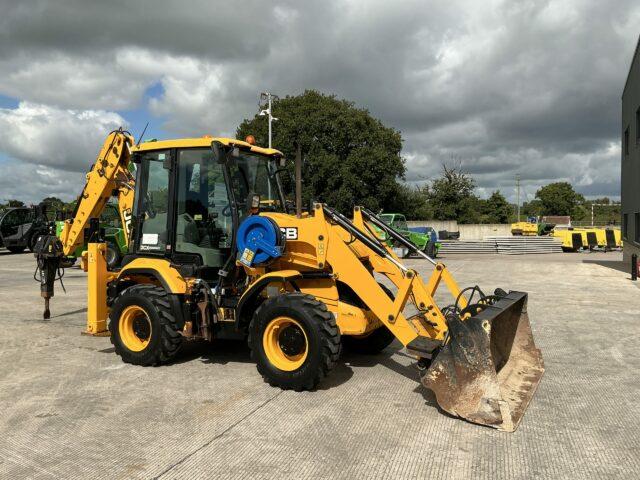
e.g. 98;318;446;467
420;291;544;432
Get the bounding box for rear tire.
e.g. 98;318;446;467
7;246;25;253
105;242;121;270
109;284;183;366
249;293;341;391
425;241;437;258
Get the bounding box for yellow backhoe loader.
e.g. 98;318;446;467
34;130;544;432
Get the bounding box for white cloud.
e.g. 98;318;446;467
0;0;638;203
0;162;86;204
0;102;125;171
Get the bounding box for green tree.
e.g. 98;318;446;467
388;184;432;220
425;165;478;223
41;196;64;210
535;182;585;217
5;199;25;207
237;90;405;213
480;191;511;223
522;199;544;218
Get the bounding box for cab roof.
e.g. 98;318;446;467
131;136;283;157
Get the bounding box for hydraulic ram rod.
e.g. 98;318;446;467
321;205;408;273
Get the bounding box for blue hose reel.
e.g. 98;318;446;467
236;216;284;267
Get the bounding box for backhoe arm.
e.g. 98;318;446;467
34;129;133;319
59;130;134;256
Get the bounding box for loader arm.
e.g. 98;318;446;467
58;130;134;256
263;204;544;431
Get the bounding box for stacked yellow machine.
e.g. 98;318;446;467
511;219;621;252
551;227;621;252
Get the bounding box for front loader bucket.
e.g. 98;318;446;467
420;291;544;432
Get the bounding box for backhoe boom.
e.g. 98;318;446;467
58;130;134;256
34;129;134;320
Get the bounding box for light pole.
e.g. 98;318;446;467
259;92;279;149
516;174;521;222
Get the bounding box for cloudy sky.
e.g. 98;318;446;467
0;0;638;204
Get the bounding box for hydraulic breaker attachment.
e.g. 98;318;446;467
33;229;65;319
419;291;544;432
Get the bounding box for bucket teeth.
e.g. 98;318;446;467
419;291;544;432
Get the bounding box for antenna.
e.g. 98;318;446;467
136;122;149;147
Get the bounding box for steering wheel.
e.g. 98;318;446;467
181;212;195;224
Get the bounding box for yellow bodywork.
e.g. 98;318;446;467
96;203;464;348
552;227;621;250
71;134;543;432
238;206;464;347
131;136;281;157
79;136;466;345
511;222;538;236
83;243;113;336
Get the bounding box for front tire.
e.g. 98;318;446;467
109;284;182;366
249;293;341;391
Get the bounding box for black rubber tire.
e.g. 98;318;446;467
425;241;437;258
342;283;396;354
105;242;121;270
109;284;183;366
249;292;341;391
7;246;25;253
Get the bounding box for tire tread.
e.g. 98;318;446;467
109;284;182;366
249;292;341;391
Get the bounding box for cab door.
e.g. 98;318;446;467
131;150;172;256
173;148;233;271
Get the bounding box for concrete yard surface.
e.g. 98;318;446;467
0;250;639;479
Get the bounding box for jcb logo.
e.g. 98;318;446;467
280;227;298;240
122;208;132;233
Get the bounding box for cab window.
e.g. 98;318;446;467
393;216;408;231
175;148;231;267
0;208;32;239
227;151;283;219
136;151;170;252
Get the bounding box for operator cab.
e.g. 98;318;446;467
129;137;286;281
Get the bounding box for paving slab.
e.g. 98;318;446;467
0;250;638;479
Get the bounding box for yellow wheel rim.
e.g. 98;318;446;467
119;305;152;352
262;316;308;371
